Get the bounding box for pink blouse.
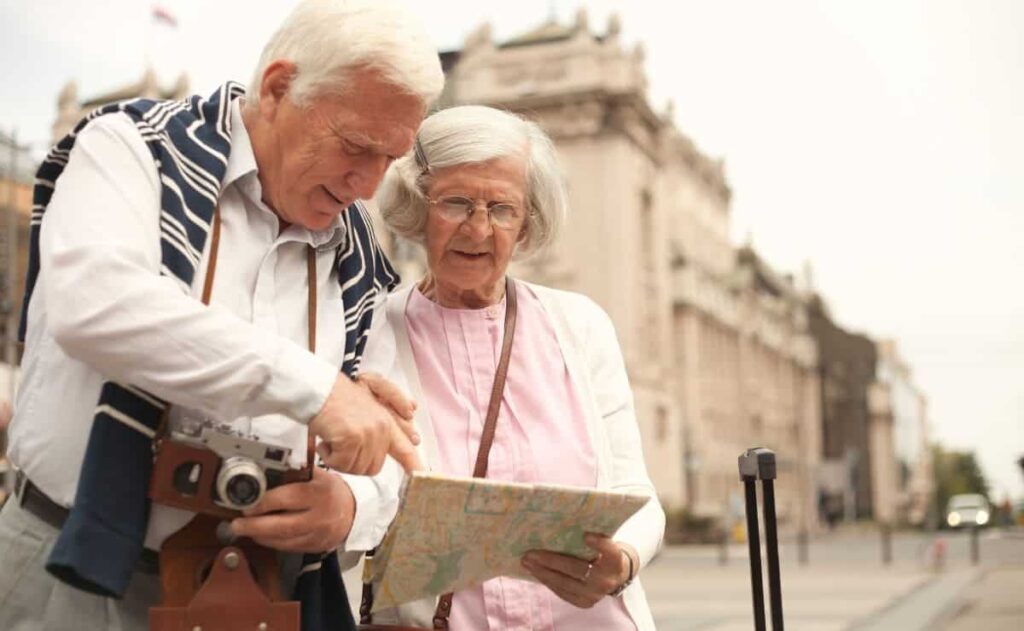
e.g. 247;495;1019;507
405;282;637;631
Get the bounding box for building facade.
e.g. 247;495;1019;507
873;340;933;525
808;294;879;522
51;68;189;143
383;11;823;530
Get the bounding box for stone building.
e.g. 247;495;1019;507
51;68;189;143
807;294;878;521
382;11;822;529
873;340;933;525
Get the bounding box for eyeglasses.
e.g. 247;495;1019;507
426;195;527;230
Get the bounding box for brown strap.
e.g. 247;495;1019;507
200;209;222;306
360;277;519;629
154;209;223;440
432;278;517;629
154;211;320;483
305;245;317;478
471;276;517;478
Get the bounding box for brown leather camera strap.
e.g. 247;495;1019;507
155;209;319;472
200;209;223;306
359;277;518;630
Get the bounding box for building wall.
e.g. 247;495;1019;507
415;12;823;530
808;297;878;520
875;340;933;524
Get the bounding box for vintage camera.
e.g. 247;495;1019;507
149;412;310;518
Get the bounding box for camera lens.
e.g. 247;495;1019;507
226;474;260;506
216;457;267;510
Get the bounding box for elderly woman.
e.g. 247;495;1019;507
359;105;664;630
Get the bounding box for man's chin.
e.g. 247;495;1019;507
303;204;345;229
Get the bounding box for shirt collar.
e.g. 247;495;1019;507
226;98;346;251
224;98;258;187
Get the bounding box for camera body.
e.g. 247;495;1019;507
149;416;310;519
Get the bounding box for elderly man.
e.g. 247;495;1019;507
0;1;442;629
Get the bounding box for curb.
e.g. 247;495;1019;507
847;568;982;631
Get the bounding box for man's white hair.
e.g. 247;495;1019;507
249;0;443;106
377;105;567;258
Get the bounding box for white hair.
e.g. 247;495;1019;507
377;105;567;258
248;0;444;106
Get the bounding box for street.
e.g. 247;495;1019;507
640;527;1024;630
342;527;1024;630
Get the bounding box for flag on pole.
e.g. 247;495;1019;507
152;5;178;28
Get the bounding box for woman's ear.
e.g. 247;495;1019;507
517;220;530;245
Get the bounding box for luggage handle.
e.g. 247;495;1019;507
738;447;784;631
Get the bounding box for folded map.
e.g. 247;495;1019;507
363;471;650;611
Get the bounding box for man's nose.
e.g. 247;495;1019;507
345;154;391;200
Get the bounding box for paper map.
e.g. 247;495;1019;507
363;471;650;611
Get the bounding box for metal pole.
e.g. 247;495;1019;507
719;520;729;566
762;479;785;631
881;522;892;565
970;526;980;565
2;128;19;498
743;476;766;631
797;529;809;566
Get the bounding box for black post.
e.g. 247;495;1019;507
743;477;766;631
762;479;785;631
719;523;729;566
881;522;892;566
970;526;980;565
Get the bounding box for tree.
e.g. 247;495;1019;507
931;444;991;515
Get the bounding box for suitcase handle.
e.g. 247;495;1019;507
738;447;784;631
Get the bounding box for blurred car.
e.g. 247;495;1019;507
945;493;990;528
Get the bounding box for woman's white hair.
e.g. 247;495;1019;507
248;0;443;106
377;105;567;258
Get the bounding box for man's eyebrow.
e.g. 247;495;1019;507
339;130;385;150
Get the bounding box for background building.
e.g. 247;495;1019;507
51;68;189;143
874;339;933;525
383;11;824;531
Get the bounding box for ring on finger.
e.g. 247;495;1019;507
580;562;594;583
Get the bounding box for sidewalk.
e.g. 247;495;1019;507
939;565;1024;631
340;537;1023;630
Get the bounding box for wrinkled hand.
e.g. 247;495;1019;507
521;534;637;608
309;372;422;475
228;466;353;553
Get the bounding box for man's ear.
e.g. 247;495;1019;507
257;60;298;119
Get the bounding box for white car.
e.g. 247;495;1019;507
945;493;990;528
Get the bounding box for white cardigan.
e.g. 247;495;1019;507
353;281;665;630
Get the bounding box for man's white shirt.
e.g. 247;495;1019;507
7;100;394;551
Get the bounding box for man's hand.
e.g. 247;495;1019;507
521;534;637;608
309;372;422;475
228;466;353;553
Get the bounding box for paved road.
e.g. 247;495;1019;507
641;527;1023;630
939;565;1024;631
342;527;1024;630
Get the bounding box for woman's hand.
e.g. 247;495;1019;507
521;534;638;608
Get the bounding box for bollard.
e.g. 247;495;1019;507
719;525;729;566
797;529;808;566
970;526;980;565
932;537;947;572
881;523;892;566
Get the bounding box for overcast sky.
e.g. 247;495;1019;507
1;0;1021;500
